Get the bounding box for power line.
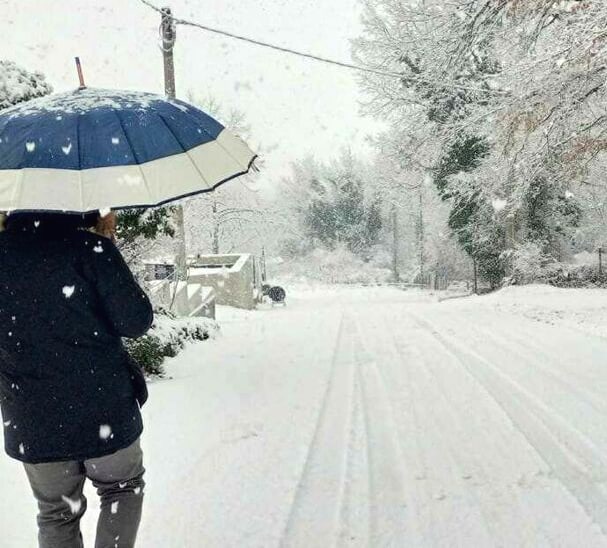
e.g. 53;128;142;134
138;0;508;96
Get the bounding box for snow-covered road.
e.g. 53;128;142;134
4;286;607;546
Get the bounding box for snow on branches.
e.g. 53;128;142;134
355;0;607;203
354;0;607;280
0;60;52;110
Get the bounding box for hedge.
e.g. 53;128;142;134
124;310;219;377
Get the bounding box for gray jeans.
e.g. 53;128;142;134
23;439;145;548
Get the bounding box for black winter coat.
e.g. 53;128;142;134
0;215;153;464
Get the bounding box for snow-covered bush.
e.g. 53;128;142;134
512;242;552;285
0;60;52;110
124;312;218;378
510;242;607;288
273;245;392;284
540;264;607;289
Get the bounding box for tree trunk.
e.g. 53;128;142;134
212;201;220;254
504;213;516;277
391;204;401;282
418;188;425;284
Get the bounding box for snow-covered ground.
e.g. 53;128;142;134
4;284;607;546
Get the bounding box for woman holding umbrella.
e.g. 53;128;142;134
0;210;152;548
0;86;256;547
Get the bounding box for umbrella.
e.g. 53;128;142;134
0;88;257;213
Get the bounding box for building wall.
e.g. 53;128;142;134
189;254;258;310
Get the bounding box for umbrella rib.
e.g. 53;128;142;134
155;113;213;191
164;102;218;145
211;129;253;172
113;111;156;205
165;101;249;171
0;119;22;210
0;117;11;150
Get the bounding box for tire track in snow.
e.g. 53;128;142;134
397;330;525;545
471;323;607;450
355;313;434;545
364;312;499;546
393;314;582;546
439;310;607;422
281;315;357;548
429;313;607;482
337;365;370;547
348;315;411;546
282;310;415;547
412;312;607;538
401;310;605;545
477;313;607;403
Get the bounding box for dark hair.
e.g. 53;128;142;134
4;211;100;232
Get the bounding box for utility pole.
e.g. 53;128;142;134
261;246;267;283
161;7;177;99
212;200;220;254
160;7;187;279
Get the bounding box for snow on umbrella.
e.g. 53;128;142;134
0;88;257;213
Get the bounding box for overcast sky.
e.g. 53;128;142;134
3;0;383;190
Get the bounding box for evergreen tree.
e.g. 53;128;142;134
116;208;176;247
0;60;52;110
304;158;382;255
433;134;506;284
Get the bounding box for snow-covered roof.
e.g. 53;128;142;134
190;253;252;275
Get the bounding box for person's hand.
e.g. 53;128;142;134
95;212;117;241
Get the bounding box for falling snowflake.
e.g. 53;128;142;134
62;286;75;299
62;495;82;515
112;137;120;145
93;244;104;253
99;424;112;440
62;142;73;155
492;199;508;212
34;221;40;228
18;443;24;455
111;501;119;514
25;141;36;152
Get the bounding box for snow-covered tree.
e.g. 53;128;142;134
354;0;607;284
183;93;272;256
0;60;52;110
115;207;177;268
279;151;383;259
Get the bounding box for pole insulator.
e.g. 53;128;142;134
161;7;177;48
